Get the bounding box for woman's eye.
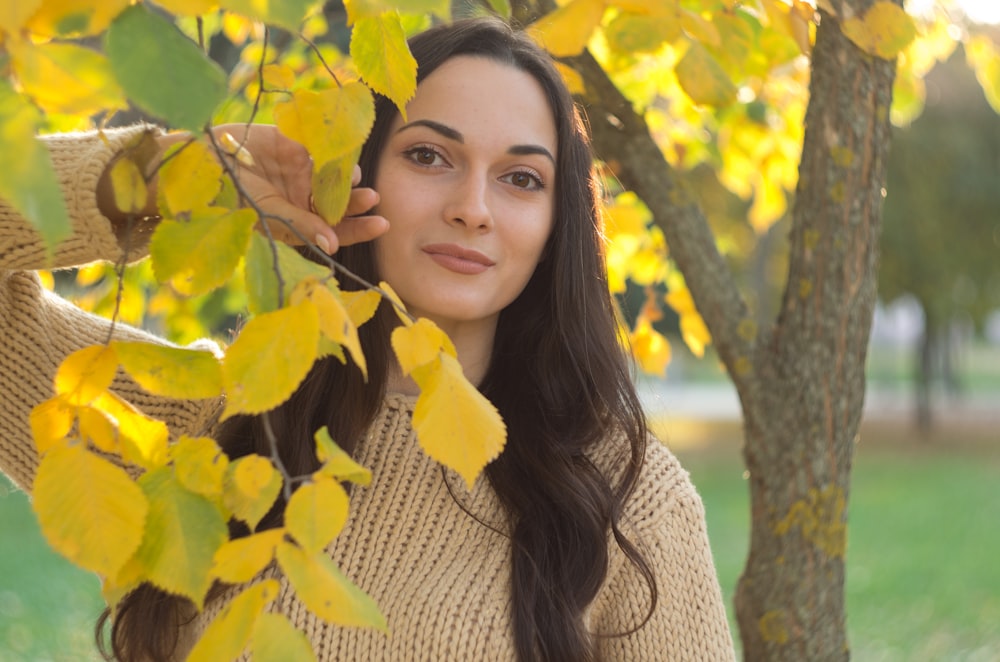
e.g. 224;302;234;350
406;147;441;166
504;171;543;190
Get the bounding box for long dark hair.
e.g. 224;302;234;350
100;17;655;662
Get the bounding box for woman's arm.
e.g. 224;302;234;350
591;443;737;661
0;123;387;492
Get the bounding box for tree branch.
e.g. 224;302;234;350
565;49;755;390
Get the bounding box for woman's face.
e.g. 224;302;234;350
373;55;557;336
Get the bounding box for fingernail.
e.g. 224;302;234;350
315;233;332;255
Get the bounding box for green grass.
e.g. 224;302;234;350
3;441;999;661
677;443;1000;662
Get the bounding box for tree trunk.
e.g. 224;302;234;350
733;4;897;659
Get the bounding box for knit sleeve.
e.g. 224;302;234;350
0;126;221;493
590;441;737;661
1;125;161;271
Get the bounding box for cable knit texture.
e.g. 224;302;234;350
0;128;736;660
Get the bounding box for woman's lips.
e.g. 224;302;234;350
422;244;495;275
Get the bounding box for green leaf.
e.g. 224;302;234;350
311;152;360;227
150;207;257;297
105;5;226;131
675;42;737;108
486;0;511;19
0;81;71;251
252;613;317;662
134;467;228;607
604;12;679;55
276;540;387;631
245;233;330;314
112;341;224;400
350;14;417;116
33;444;148;578
220;0;315;32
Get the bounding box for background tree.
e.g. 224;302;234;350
880;44;1000;430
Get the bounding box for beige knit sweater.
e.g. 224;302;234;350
0;126;736;661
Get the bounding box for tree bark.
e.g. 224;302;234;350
733;3;896;658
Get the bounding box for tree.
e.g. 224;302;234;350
880;45;1000;430
3;0;997;660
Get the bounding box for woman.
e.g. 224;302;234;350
0;17;734;661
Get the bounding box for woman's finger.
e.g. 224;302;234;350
334;214;389;248
345;187;379;218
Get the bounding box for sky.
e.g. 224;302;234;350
907;0;1000;24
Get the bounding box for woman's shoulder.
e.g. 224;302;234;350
591;429;703;529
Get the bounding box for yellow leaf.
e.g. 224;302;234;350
749;176;788;232
186;580;280;662
223;455;283;529
262;63;296;90
411;354;506;489
30;396;75;455
314;427;372;485
108;157;147;214
0;0;41;35
285;476;350;555
605;11;680;54
664;285;696;316
33;444;148;577
552;61;585;96
966;36;1000;114
680;8;721;48
604;195;650;238
9;39;126;116
134;468;229;606
54;345;118;406
391;317;457;376
350;13;417;116
528;0;606;57
159;140;224;215
841;1;916;60
26;0;130;37
630;318;671;376
296;279;367;377
211;529;284;584
274;82;375;166
343;0;450;25
341;289;381;327
92;391;170;471
378;280;409;324
154;0;220;16
222;301;320;419
675;42;737;107
77;405;117;454
172;436;229;499
311;152;359;226
102;554;144;609
680;312;711;358
276;541;387;630
252;613;317;662
112;341;224;400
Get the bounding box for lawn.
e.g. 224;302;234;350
2;432;999;661
675;435;1000;662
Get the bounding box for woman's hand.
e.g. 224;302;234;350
98;123;388;255
208;123;387;255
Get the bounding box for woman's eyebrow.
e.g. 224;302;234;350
396;119;463;142
397;119;555;164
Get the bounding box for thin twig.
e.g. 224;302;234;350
301;34;342;87
261;412;293;503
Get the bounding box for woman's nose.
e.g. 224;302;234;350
444;173;493;231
